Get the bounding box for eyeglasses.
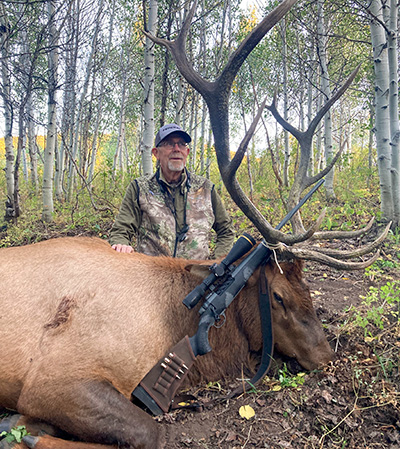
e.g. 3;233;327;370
158;141;188;150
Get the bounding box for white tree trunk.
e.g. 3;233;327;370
0;5;15;220
280;19;290;187
113;35;129;176
27;97;39;190
56;0;78;199
88;0;116;185
307;38;315;176
67;0;104;200
369;0;393;220
141;0;158;177
387;0;400;224
317;0;335;200
42;0;59;223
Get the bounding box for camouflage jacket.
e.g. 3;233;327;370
109;169;235;259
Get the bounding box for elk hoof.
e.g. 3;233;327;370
21;436;39;449
0;416;22;434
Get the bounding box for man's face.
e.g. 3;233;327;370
152;133;190;180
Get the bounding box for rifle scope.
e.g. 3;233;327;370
182;232;256;310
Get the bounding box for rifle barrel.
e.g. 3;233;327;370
276;179;325;230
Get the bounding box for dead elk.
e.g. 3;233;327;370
0;227;388;449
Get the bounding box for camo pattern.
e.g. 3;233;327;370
135;173;215;259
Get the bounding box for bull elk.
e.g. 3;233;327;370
0;217;389;449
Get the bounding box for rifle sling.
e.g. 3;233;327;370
228;260;274;398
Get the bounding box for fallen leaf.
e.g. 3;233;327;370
226;431;237;442
239;405;255;420
321;390;333;403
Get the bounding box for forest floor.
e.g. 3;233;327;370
158;252;400;448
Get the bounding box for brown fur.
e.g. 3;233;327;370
0;237;333;449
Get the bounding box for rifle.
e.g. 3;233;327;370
132;179;324;415
184;178;325;356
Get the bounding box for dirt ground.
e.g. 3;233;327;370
157;261;400;449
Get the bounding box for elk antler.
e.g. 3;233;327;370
277;221;391;270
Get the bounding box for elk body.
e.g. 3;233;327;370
0;236;333;449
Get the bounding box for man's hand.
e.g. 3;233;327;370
112;244;134;253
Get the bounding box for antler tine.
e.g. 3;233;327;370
305;222;391;259
281;248;382;270
311;216;375;240
263;209;327;245
278;221;391;270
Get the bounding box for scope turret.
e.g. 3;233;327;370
182;233;256;309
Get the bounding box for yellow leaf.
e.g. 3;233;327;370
313;290;322;296
239;405;255;420
323;273;327;278
178;402;191;406
272;385;282;391
364;336;375;343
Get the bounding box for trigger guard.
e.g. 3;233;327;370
213;312;226;329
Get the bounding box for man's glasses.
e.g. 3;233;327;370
158;141;188;150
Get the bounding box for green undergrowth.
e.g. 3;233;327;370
0;153;389;248
0;426;29;444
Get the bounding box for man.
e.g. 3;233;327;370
109;123;235;259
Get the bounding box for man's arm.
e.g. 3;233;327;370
109;182;141;252
211;188;235;258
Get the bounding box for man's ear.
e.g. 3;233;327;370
151;147;158;158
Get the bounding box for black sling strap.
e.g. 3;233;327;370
249;260;275;384
229;260;274;397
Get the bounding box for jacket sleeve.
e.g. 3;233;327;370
109;181;142;247
211;188;236;258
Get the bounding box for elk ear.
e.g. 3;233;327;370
185;263;213;279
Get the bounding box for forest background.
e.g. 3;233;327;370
0;0;399;245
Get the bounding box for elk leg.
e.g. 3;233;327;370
0;414;63;438
0;434;117;449
17;380;164;449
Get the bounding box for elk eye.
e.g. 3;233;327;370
273;293;285;309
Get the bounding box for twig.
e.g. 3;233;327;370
318;400;396;448
241;424;253;449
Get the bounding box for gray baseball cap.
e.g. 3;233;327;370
154;124;191;147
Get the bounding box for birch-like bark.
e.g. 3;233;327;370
0;5;15;220
42;0;59;223
113;32;130;175
387;0;400;224
26;97;38;190
369;0;393;220
280;19;290;186
18;15;29;186
141;0;158;177
88;0;116;186
55;0;78;199
307;37;315;176
317;0;335;200
67;0;104;200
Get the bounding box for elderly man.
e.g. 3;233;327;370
109;123;235;259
